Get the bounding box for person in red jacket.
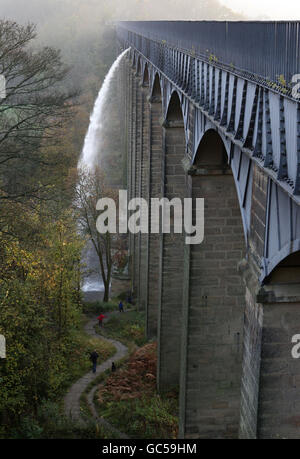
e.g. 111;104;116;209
97;313;106;327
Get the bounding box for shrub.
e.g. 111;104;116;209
82;300;119;315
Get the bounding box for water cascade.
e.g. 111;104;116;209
78;48;130;297
79;48;130;170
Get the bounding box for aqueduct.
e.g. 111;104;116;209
116;21;300;439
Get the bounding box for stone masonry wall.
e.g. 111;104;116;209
128;65;136;290
258;297;300;438
138;87;150;311
239;278;263;439
146;100;163;338
239;164;269;438
157;124;186;391
133;73;142;301
180;171;246;438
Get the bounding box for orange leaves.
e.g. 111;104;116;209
97;343;157;404
95;342;179;439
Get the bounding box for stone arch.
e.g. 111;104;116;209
194;128;251;247
157;86;186;392
164;90;189;147
263;239;300;282
179;126;246;438
136;55;142;76
135;58;151;316
193;128;228;168
142;63;149;87
130;53;143;302
150;72;162;102
165;90;183;123
131;51;136;67
146;71;163;338
265;250;300;285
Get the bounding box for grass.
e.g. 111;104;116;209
92;343;179;439
59;315;116;393
8;314;116;439
48;303;178;439
80;355;129;406
95;392;179;439
94;309;147;347
79;367;111;422
82;299;120;316
82;294;135;316
14;399;114;439
79;358;130;439
8;394;121;439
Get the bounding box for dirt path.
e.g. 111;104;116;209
64;313;129;437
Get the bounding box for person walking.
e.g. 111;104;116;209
118;301;124;313
97;313;106;327
90;349;99;373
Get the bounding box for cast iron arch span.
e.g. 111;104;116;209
126;41;300;285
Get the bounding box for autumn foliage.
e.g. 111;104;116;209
98;343;157;403
96;343;179;439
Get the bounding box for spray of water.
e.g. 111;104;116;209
78;48;130;294
78;47;130;170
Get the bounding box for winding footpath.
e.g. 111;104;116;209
64;313;129;438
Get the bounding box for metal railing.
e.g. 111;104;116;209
117;21;300;99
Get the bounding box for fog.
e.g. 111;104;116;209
0;0;244;29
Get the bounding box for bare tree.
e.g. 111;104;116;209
0;20;79;204
75;167;117;302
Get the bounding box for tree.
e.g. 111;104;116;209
0;19;87;435
75;167;117;302
0;209;83;432
0;20;79;206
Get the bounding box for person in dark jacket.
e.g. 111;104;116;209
90;349;99;373
118;301;124;313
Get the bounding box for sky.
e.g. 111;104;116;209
219;0;300;19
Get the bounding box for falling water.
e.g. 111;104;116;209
78;48;130;298
78;47;130;170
